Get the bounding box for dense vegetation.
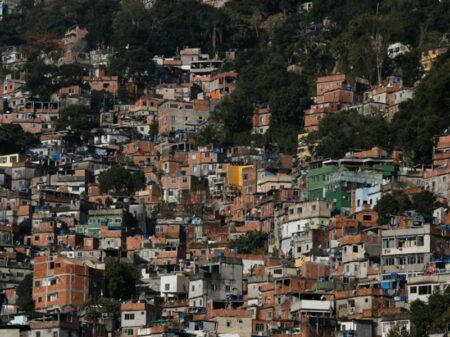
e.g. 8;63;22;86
0;124;39;155
375;190;437;225
409;289;450;337
98;166;147;194
105;261;141;300
228;231;269;254
1;0;449;157
16;274;34;312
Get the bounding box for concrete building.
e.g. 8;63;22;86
32;255;105;311
189;256;243;308
121;301;160;337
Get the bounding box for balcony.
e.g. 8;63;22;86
290;299;333;313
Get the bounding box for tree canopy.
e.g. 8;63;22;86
81;298;121;322
228;231;269;254
410;289;450;336
375;190;412;225
16;274;34;312
98;166;147;194
375;190;437;224
105;261;141;300
0;124;39;155
57;105;99;140
310;110;392;159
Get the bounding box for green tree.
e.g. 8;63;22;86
375;191;412;225
16;274;34;312
0;124;39;155
312;110;392;159
392;56;450;164
98;166;132;194
410;289;450;336
81;298;120;337
105;261;141;300
84;0;120;48
81;297;120;322
98;166;146;194
23;62;58;99
386;324;411;337
412;191;436;218
131;171;146;192
109;48;156;90
228;231;268;254
196;123;225;147
57;105;99;140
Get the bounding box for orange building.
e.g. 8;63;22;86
32;255;105;311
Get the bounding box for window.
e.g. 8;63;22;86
398;257;407;265
297;207;302;214
165;284;170;291
418;255;424;264
384;257;395;265
410;286;417;294
53;332;58;337
47;293;58;302
408;256;416;265
363;215;372;221
256;323;265;332
226;321;233;328
36;332;41;337
34;281;40;288
353;245;358;253
383;238;395;249
226;285;231;292
124;313;135;320
192;285;195;292
419;285;432;295
126;329;134;336
417;236;424;246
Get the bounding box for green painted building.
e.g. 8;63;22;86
307;166;338;200
307;165;386;213
76;208;129;237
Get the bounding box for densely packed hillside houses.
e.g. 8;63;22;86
0;0;450;336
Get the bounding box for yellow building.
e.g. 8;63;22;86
0;153;24;167
297;132;317;161
421;47;448;72
227;165;254;187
